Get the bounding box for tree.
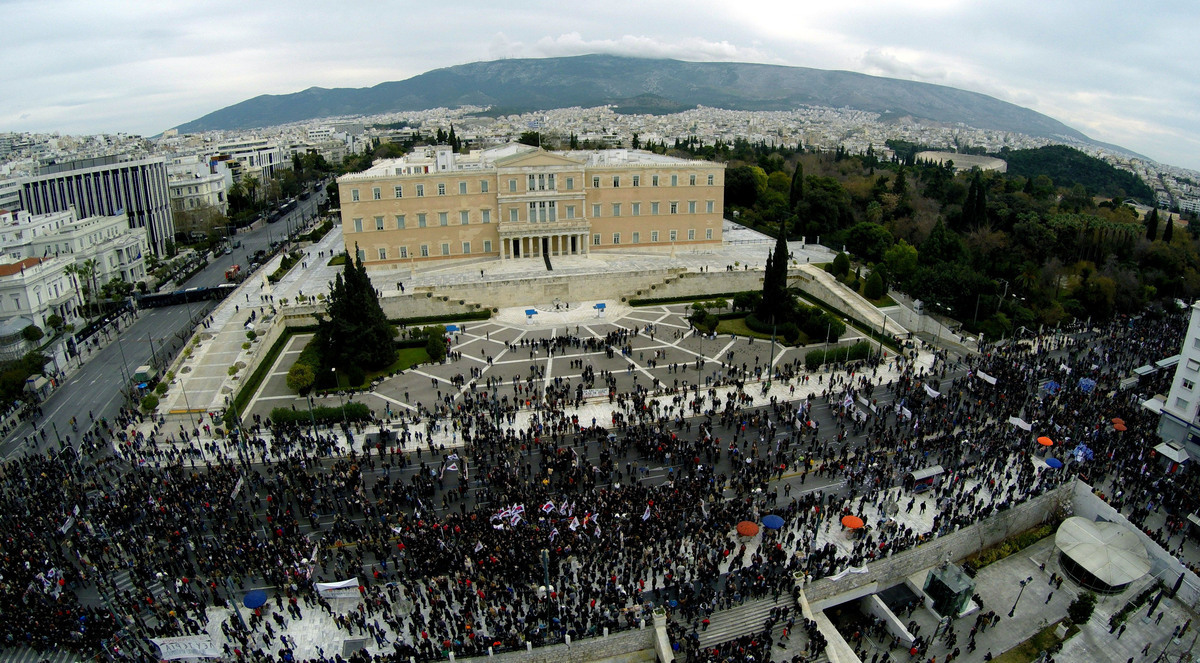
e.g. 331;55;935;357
787;160;806;211
863;271;885;300
21;325;43;343
45;314;63;333
517;131;542;147
424;327;447;363
830;252;851;278
1067;592;1097;625
286;363;316;395
316;245;396;374
631;133;640;150
1145;208;1159;241
882;240;920;285
756;219;793;323
1163;215;1174;243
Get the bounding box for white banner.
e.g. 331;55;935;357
1007;416;1033;431
828;565;869;581
316;578;360;598
582;388;608;399
923;384;940;398
976;371;997;385
152;635;222;660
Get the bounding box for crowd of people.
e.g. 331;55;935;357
0;306;1195;663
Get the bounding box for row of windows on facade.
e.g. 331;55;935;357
360;228;714;261
350;172;716;201
351;200;716;231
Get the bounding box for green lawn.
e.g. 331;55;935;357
715;317;810;345
331;348;431;388
869;294;897;308
327;253;347;266
993;622;1075;663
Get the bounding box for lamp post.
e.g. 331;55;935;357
307;393;318;439
1008;576;1033;618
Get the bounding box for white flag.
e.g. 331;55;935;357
541;501;556;514
474;541;483;552
569;517;580;531
549;528;559;541
445;463;458;472
642;506;651;521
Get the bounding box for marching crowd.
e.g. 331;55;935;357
0;308;1195;663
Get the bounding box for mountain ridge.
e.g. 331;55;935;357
173;54;1092;145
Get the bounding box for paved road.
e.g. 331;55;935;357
0;187;329;459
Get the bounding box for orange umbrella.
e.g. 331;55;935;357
841;515;865;529
736;521;760;537
1111;418;1125;426
1113;423;1127;431
1037;436;1054;447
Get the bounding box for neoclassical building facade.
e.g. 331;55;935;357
338;144;724;271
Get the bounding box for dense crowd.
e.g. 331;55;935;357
0;308;1195;663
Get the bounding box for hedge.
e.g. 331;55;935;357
306;220;334;243
268;251;304;283
962;523;1056;575
270;402;372;425
227;329;290;427
628;291;753;307
804;341;873;369
390;310;491;326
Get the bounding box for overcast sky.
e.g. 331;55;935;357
4;0;1199;170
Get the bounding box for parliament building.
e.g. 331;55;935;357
337;143;724;270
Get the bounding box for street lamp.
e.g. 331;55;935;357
1008;576;1033;618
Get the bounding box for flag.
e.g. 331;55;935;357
474;541;483;553
842;394;853;409
569;517;580;531
542;501;556;514
447;453;459;461
594;525;601;537
559;502;570;515
512;504;525;515
642;506;651;521
510;514;522;526
913;417;920;431
923;384;940;398
549;528;559;542
445;463;458;472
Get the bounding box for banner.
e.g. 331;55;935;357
923;384;940;398
1008;416;1032;431
976;371;997;385
152;635;222;660
316;578;360;598
1007;416;1032;431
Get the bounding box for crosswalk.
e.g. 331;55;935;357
1;646;82;663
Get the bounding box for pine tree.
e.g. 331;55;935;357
1146;208;1159;241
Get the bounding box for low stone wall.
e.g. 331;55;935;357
805;483;1070;610
630;269;764;302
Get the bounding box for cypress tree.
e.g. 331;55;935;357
1146;208;1159;241
1163;214;1174;243
789;162;805;209
317;245;396;377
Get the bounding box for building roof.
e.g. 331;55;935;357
0;257;42;276
1055;516;1150;587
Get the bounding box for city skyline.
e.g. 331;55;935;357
2;0;1199;170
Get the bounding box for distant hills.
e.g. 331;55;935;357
174;54;1092;145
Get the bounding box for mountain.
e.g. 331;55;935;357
174;55;1090;143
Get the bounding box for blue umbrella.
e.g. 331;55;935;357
243;589;268;609
1045;458;1064;469
762;515;785;530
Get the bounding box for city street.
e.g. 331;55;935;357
0;188;327;460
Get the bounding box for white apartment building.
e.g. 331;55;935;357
214;138;288;182
0;256;78;331
1158;301;1200;460
168;155;232;214
0;208;147;296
